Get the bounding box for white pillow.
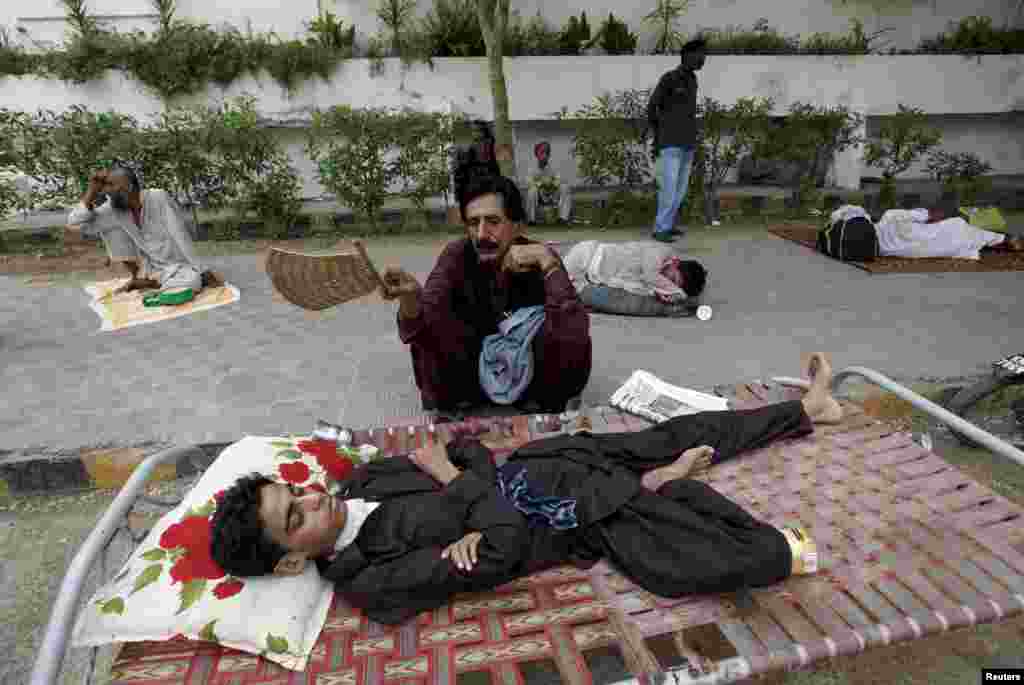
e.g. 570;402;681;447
72;434;359;671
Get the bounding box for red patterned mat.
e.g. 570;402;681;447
768;224;1024;274
108;388;1024;684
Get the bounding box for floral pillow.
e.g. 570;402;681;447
72;434;375;671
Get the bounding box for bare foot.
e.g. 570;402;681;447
801;353;843;425
641;445;715;491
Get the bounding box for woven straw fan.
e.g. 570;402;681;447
265;240;387;311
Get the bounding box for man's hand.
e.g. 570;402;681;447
502;244;558;274
441;531;483;571
82;169;109;209
380;266;421;300
410;439;461;485
380;266;422;319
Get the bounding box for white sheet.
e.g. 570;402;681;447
876;209;1005;260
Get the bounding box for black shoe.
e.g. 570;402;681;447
651;232;676;243
668;227;686;237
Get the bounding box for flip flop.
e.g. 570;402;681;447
143;288;196;307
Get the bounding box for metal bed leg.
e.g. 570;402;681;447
774;366;1024;468
29;445;199;685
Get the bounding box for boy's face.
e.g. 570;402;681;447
258;483;347;574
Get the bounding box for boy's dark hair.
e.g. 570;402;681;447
679;260;708;297
209;473;288;577
457;171;527;224
109;163;142;192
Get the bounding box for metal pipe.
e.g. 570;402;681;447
29;445;198;685
827;366;1024;468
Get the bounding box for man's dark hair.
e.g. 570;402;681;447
458;172;527;224
679;260;708;297
109;163;141;193
680;37;707;58
934;190;960;219
209;473;288;578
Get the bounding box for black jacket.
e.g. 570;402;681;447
647;65;699;149
316;434;642;625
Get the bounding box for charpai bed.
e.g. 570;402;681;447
30;368;1024;685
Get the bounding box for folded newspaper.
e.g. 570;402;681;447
610;370;729;423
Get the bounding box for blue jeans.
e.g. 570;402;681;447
653;145;695;236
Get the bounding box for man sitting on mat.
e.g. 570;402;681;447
377;171;592;419
564;240;708;317
66;164;224;302
211;353;843;626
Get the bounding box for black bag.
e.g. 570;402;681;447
817;215;879;262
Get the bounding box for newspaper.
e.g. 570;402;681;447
610;370;729;423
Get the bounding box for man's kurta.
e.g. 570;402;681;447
68;189;204;292
397;236;592;413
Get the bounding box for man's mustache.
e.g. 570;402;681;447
475;240;500;252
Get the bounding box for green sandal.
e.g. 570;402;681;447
143;288;196;307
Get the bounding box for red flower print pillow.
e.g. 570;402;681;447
71;435;360;672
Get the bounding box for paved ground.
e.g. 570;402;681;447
1;223;1021;456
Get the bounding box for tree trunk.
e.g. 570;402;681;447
477;0;516;179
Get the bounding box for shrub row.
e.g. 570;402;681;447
1;4;1019;98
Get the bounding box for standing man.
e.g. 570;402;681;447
647;37;707;244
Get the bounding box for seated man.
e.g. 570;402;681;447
524;142;573;225
564;239;707;317
65;164;222;296
210;353;843;626
379;172;591;418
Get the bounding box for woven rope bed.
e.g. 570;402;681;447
106;382;1024;685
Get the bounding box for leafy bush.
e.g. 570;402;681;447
556;88;653;188
558;12;592;56
643;0;692;55
703;19;798;54
863;105;942;210
800;18;892;55
754;102;864;209
421;0;485;57
0;97;301;224
506;11;562;57
919;15;1024;54
306;10;357;52
592;13;639;55
925;150;994;205
308;106;463;227
695;96;775;223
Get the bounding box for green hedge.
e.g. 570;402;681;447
1;8;1019;98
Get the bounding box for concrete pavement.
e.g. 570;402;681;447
1;223;1021;464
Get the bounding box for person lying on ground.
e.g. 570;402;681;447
564;239;708;317
66;165;224;294
524;142;574;225
377;171;592;418
834;195;1023;261
210;353;843;626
